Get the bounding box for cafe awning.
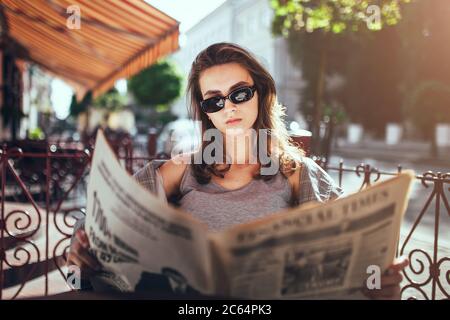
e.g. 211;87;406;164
0;0;179;98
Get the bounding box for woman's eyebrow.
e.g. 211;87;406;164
204;81;252;97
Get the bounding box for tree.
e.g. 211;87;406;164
127;60;182;107
403;81;450;156
92;87;125;112
271;0;411;155
397;0;450;156
69;94;80;117
339;27;405;137
69;91;92;117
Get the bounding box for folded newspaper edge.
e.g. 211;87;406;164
85;130;415;299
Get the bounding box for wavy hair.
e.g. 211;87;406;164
186;42;304;189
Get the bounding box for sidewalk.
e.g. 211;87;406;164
331;139;450;168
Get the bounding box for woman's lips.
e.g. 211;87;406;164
226;119;242;125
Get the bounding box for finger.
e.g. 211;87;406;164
73;250;100;272
381;273;403;287
72;241;101;270
66;252;76;267
392;256;409;269
75;229;90;248
78;250;101;271
68;240;81;260
66;253;97;278
71;239;83;256
66;252;87;270
386;257;409;275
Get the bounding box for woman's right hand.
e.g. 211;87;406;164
67;228;101;277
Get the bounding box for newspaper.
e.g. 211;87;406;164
85;130;414;298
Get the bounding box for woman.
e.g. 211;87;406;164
69;42;407;299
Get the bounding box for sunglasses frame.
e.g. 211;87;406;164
200;85;257;113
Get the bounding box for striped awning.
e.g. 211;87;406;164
1;0;179;98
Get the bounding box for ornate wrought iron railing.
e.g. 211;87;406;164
0;142;91;299
317;157;450;300
0;143;448;299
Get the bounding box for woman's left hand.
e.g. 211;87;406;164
362;256;409;300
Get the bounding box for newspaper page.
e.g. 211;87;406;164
210;171;414;299
85;130;214;294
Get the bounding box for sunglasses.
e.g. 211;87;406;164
200;86;257;113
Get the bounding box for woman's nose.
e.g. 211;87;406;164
223;99;237;114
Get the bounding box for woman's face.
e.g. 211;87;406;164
199;63;258;136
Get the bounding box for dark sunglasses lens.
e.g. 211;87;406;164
230;87;253;104
201;97;224;113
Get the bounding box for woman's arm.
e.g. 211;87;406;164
67;156;188;289
287;164;302;200
158;154;189;198
295;157;343;204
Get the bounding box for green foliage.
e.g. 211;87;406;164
28;127;45;140
341;28;405;135
271;0;412;143
396;1;450;139
69;91;92;117
155;110;178;126
282;30;355;117
69;94;80;117
127;60;182;107
404;81;450;138
71;88;126;117
92;87;126;112
134;108;178;131
271;0;410;36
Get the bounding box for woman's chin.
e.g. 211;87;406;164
225;126;256;136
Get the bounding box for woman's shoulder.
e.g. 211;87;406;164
132;152;196;198
159;152;198;196
296;157;344;204
159;153;191;177
135;152;193;174
132;153;192;194
132;158;164;194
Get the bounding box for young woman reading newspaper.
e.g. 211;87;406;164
68;43;408;299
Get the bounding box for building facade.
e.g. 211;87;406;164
170;0;306;126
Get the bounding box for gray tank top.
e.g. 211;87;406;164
178;165;292;232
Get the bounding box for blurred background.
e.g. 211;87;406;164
1;0;449;166
0;0;449;299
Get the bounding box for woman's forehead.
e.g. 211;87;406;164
199;63;253;94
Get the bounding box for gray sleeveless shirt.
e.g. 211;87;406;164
178;165;293;231
70;157;343;291
126;157;343;232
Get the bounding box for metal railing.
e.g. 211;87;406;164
0;143;90;299
0;142;448;299
318;157;450;300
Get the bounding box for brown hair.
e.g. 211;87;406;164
186;42;304;190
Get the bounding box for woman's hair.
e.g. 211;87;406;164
186;42;304;188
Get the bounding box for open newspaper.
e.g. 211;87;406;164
85;130;414;299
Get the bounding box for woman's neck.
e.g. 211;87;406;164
224;131;257;165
